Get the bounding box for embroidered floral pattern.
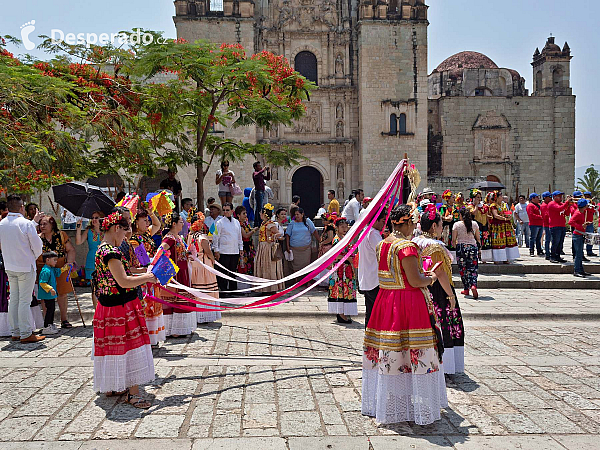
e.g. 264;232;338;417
93;242;136;299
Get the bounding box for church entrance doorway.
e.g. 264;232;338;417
292;166;323;220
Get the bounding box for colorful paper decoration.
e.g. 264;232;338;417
149;190;175;216
151;253;179;285
134;244;151;267
116;194;139;216
208;222;218;237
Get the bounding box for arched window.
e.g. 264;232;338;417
499;76;507;96
536;70;543;92
390;114;397;135
553;67;563;88
398;113;407;134
294;51;318;85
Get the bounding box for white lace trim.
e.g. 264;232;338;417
361;367;448;425
327;301;358;316
164;312;196;336
442;346;464;374
492;248;507;262
480;249;493;262
145;315;166;345
93;344;155;393
506;246;520;261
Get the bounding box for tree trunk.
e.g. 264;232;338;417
196;111;205;208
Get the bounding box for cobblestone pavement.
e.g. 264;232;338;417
1;313;600;449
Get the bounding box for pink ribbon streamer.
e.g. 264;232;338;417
151;160;407;312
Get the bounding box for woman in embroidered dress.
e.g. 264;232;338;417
467;189;492;263
362;204;447;425
499;196;520;261
130;208;165;345
255;204;285;294
235;206;257;276
439;190;455;249
487;191;510;263
316;212;336;287
92;211;156;408
38;215;76;329
327;217;358;324
414;205;465;375
158;212;197;337
188;212;221;323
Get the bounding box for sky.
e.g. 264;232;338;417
1;0;597;169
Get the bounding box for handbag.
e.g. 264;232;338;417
229;183;243;196
271;242;283;261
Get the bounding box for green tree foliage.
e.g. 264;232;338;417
577;165;600;197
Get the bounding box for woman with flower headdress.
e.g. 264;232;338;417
255;203;285;294
487;191;510;263
327;217;358;324
129;206;164;345
319;212;336;257
362;204;446;425
414;204;465;375
188;211;221;323
92;211;157;408
467;189;493;262
439;190;455;249
235;205;257;276
157;212;197;337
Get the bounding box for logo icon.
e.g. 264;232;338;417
20;20;36;50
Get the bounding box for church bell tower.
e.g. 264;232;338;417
532;36;572;96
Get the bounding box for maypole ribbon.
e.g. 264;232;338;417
152;160;408;311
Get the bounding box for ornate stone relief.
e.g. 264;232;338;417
336;103;344;119
275;0;338;30
293;104;322;133
336;121;344;137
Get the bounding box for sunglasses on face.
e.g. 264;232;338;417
92;217;100;220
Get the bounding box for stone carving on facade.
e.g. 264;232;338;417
337;181;345;200
337;162;344;180
272;166;278;180
275;0;338;30
269;125;278;138
293;104;321;133
336;103;344;119
335;54;344;75
336;121;344;138
472;111;511;130
473;111;509;161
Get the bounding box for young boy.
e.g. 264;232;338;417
38;251;71;335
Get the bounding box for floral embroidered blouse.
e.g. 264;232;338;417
41;231;69;258
161;234;190;285
130;232;157;268
93;242;137;307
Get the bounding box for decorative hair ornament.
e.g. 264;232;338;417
442;189;453;199
163;212;175;228
470;188;482;199
455;193;464;202
187;207;197;223
335;217;348;225
190;211;206;233
101;211;123;232
263;203;274;211
424;203;437;221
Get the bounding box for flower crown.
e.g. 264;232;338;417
334;216;348;225
263;203;274;211
442;189;453;199
455;193;464;202
324;212;338;221
470;188;482;199
101;211;123;232
190;211;206;233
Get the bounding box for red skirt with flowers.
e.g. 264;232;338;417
92;298;154;393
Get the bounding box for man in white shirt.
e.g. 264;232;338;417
513;195;530;248
358;208;386;328
213;202;243;297
342;189;365;225
0;195;45;343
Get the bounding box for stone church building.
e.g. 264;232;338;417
170;0;574;216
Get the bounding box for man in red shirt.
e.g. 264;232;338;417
548;190;573;263
569;199;591;277
540;191;552;260
584;192;598;257
569;191;589;261
526;193;544;256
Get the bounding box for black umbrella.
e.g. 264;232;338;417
468;181;506;191
52;182;116;219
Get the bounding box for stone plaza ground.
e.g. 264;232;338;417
1;246;600;449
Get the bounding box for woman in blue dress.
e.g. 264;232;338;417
75;211;104;305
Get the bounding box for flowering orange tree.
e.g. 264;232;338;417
132;38;315;205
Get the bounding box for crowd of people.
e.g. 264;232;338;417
0;162;598;420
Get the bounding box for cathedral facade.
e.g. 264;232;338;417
171;1;574;215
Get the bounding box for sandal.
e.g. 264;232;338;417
127;390;151;409
61;320;73;329
106;390;126;397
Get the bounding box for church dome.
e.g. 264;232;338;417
435;51;498;78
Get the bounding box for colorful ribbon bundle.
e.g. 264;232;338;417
145;160;409;312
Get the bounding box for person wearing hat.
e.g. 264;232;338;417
421;187;434;200
540;191;553;260
526;193;544;256
205;203;223;234
548;190;573;263
583;192;598;257
569;199;591;277
569;191;589;262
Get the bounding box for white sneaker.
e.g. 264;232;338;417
41;325;58;335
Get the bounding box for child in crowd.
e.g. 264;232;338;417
38;251;72;335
